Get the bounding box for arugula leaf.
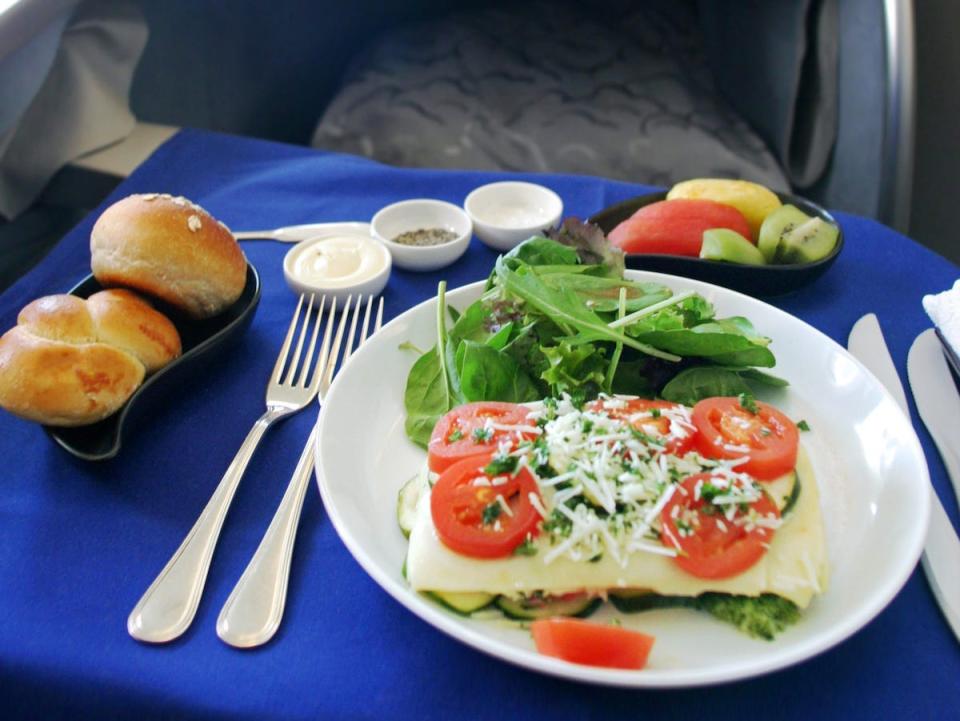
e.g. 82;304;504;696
485;322;513;351
541;341;608;396
498;264;680;361
448;299;490;343
631;325;776;368
539;273;672;313
604;287;627;393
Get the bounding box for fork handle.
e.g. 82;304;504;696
216;424;318;648
127;410;280;643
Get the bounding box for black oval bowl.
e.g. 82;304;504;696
42;263;261;461
588;191;843;296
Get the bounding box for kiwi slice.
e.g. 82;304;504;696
758;204;810;262
700;228;765;265
778;216;839;264
758;205;839;264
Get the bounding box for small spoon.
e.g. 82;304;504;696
232;221;371;242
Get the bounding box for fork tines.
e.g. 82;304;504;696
273;294;383;396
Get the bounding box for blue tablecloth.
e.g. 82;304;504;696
2;129;958;719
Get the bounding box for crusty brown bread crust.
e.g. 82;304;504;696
90;193;246;319
0;290;181;426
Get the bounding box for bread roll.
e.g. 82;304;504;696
90;193;247;319
0;290;181;426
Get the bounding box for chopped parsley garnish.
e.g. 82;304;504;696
471;426;493;443
588;553;603;563
513;539;538;556
700;483;724;502
628;426;661;446
484;454;519;476
446;428;463;443
797;420;811;432
568;389;587;409
650;408;661;418
481;502;502;526
581;418;594;434
543;509;573;539
738;392;759;415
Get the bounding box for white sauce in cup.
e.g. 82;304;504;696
283;234;391;300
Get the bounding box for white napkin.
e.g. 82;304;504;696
923;280;960;362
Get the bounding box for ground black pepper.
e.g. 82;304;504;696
392;227;457;246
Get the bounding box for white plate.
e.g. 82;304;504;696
314;272;930;688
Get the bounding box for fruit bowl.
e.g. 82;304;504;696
589;191;843;297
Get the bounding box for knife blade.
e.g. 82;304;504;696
849;314;910;411
908;329;960;507
848;316;960;642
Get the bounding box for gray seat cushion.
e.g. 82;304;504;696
312;1;789;191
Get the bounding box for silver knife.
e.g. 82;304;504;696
908;329;960;507
848;314;960;642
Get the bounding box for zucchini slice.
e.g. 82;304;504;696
609;590;695;613
765;470;800;515
427;591;497;615
496;593;602;620
396;471;424;538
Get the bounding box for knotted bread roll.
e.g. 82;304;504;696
91;193;247;319
0;290;181;426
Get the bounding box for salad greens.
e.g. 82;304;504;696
403;220;784;447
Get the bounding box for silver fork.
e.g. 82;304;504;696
216;294;383;648
128;294;348;644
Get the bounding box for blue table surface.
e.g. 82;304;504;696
1;129;958;720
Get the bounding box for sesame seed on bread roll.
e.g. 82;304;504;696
90;193;247;319
0;290;181;426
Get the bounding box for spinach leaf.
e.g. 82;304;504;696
402;282;462;447
403;347;449;447
501;237;580;270
456;340;540;403
659;367;752;406
733;367;789;387
610;360;657;397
